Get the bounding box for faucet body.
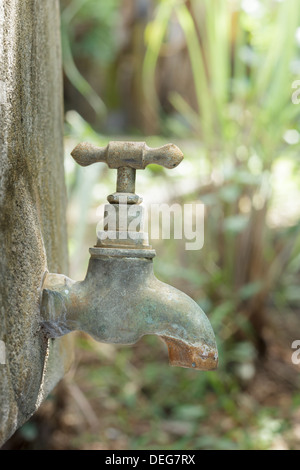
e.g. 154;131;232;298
41;141;218;371
41;247;218;370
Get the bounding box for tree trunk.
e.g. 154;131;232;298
0;0;73;445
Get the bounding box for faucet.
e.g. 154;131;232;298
41;141;218;371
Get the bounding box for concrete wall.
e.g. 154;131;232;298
0;0;73;445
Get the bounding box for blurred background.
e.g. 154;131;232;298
4;0;300;450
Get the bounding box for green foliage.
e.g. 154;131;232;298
144;0;300;155
62;0;121;64
60;0;121;120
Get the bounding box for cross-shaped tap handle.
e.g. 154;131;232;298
71;141;183;170
71;141;184;204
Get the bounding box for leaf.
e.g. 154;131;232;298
238;281;263;300
224;214;249;233
228;341;257;363
174;404;206;421
219;185;241;203
211;301;235;329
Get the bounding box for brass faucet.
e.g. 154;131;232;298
41;141;218;371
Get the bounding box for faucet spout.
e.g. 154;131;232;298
142;279;218;371
41;249;218;371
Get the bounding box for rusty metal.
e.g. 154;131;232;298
161;337;218;370
41;140;218;371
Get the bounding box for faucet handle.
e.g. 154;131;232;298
71;141;183;170
71;140;183;205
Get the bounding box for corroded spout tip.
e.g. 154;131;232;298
161;336;218;371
